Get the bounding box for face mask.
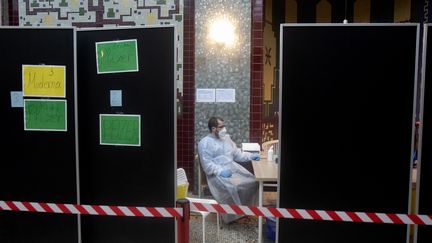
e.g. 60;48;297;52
218;127;227;138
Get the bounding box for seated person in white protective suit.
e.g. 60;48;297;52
198;116;259;223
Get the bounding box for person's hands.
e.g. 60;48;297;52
251;153;260;161
219;169;232;178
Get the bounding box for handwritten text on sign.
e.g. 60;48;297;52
96;39;139;74
100;114;141;146
24;99;67;131
22;65;66;97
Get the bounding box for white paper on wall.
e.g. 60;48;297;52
216;88;235;102
196;88;216;102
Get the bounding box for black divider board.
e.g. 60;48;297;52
77;27;175;243
278;24;417;243
0;28;78;242
417;25;432;243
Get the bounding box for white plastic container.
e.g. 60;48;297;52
267;145;274;161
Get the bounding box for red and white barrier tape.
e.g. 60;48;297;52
2;200;432;225
190;202;432;226
0;200;182;218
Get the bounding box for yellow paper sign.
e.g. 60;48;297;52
22;65;66;97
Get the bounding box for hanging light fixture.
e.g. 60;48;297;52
208;16;236;47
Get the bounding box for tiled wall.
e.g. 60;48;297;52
180;0;195;186
262;0;278;142
251;0;264;144
7;0;19;25
194;0;252;146
17;0;184;95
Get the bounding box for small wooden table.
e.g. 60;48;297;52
252;160;278;243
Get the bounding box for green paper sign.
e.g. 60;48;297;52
100;114;141;146
96;39;139;74
24;99;67;131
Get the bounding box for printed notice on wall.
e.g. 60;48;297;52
96;39;139;74
110;90;122;107
216;88;235;102
10;91;23;108
100;114;141;146
196;88;215;102
22;65;66;97
24;99;67;131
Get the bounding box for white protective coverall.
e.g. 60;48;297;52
198;134;258;223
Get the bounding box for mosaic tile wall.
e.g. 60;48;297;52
18;0;184;94
194;0;251;147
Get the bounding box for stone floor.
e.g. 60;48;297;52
188;191;277;243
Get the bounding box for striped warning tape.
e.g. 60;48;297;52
2;200;432;225
0;200;182;218
190;202;432;226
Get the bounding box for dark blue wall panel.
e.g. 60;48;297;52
278;24;418;243
77;27;176;243
0;27;78;243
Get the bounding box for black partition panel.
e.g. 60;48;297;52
278;24;418;243
0;28;78;242
417;24;432;243
77;27;175;243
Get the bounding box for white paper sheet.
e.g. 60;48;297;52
196;88;216;102
216;88;235;102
